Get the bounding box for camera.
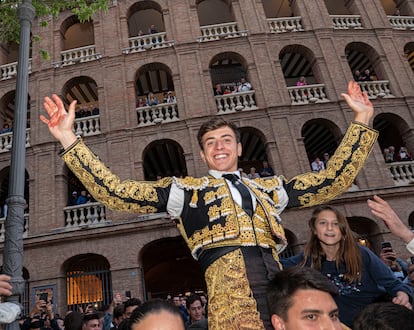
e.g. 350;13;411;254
39;292;48;303
381;242;396;261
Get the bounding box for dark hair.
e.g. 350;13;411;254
124;298;142;309
197;117;240;149
352;302;414;330
113;304;125;319
64;311;82;330
129;299;184;327
82;312;100;325
186;294;202;310
266;267;338;320
302;205;362;283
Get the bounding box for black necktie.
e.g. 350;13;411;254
222;174;253;217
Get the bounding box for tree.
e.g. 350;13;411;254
0;0;111;45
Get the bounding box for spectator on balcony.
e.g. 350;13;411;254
89;104;99;116
259;161;274;177
383;148;393;163
164;91;176;103
248;167;260;179
76;107;87;118
0;123;12;134
360;69;372;82
213;84;223;96
311;156;325;172
136;98;146;108
76;190;88;205
69;191;78;206
145;93;159;107
353;70;362;81
394;8;401;16
237;77;252;92
137;30;144;36
396;147;412;162
296;76;307;87
223;86;232;94
148;25;158;34
237;167;248;178
389;145;396;162
322;152;330;166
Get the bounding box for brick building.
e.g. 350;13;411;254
0;0;414;315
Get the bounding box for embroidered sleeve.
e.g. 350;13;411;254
284;122;378;208
61;139;172;213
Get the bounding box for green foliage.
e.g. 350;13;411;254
0;0;111;45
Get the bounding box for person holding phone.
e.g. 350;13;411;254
380;242;408;280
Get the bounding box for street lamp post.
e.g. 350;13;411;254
3;1;34;329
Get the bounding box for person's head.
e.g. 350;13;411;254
389;145;395;152
262;161;269;168
199;293;207;306
249;167;256;174
82;313;101;330
197;117;241;172
172;295;181;307
129;299;184;330
323;153;329;160
354;70;360;76
241;77;247;84
64;311;83;330
303;206;362;283
352;302;414;330
299;76;306;82
124;298;142;319
113;305;125;325
267;267;341;330
186;294;204;323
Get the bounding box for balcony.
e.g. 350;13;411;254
136;102;179;126
386;161;414;186
358;81;393;99
74;115;101;136
388;15;414;30
215;90;258;114
63;202;106;228
1;59;32;80
0;214;29;241
0;129;31;153
267;16;304;33
331;15;363;29
124;32;174;54
197;22;248;42
54;45;102;68
287;84;329;105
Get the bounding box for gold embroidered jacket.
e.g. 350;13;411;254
61;122;377;258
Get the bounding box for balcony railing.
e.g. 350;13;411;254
136;102;179;126
0;129;31;153
331;15;363;29
64;202;106;228
197;22;248;42
388;15;414;30
0;214;29;241
267;16;304;33
358;80;393;99
74;115;101;136
287;84;329;105
56;45;102;67
124;32;174;54
386;161;414;186
215;90;257;114
1;59;32;80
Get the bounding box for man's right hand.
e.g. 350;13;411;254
40;94;78;149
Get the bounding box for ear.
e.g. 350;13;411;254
237;142;242;157
200;149;206;163
271;314;286;330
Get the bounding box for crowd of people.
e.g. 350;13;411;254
136;91;177;108
383;145;413;163
213;77;252;96
68;190;95;206
310;152;330;172
353;69;375;82
74;105;99;119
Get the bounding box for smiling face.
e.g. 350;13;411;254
314;210;342;249
271;289;342;330
200;126;242;172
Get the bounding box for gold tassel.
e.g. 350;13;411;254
190;190;198;208
273;191;279;205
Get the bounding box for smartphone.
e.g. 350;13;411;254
381;241;392;249
125;290;131;298
410;256;414;264
39;292;48;302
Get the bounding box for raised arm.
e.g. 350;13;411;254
367;195;414;245
40;95;77;149
341;80;374;126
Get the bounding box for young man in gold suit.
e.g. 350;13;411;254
41;81;377;329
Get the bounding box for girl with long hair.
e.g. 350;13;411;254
282;205;412;327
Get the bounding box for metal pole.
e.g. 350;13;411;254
3;1;34;329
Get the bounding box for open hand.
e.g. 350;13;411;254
341;81;374;125
40;95;78;149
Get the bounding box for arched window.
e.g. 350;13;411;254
239;127;268;174
279;45;317;86
262;0;293;18
61;16;94;51
196;0;233;26
127;1;164;37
